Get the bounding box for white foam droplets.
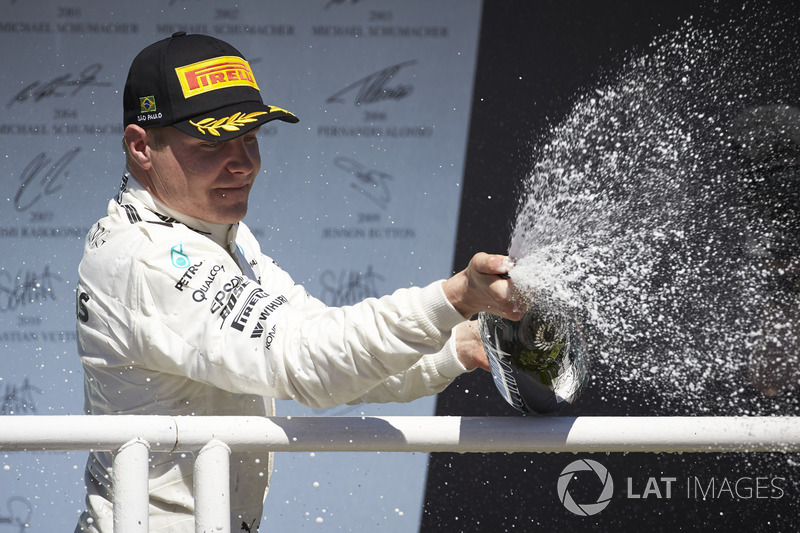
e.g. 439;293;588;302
509;8;800;416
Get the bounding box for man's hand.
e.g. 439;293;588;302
454;320;490;371
442;253;525;321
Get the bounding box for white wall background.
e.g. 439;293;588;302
0;1;483;530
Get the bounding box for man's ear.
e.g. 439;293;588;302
124;124;152;171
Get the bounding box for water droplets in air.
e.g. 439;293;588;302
508;8;800;415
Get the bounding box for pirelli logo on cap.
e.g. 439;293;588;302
175;56;259;98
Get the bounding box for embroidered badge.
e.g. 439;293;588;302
139;95;156;113
175;56;259;98
189;111;268;137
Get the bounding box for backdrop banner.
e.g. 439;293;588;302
0;1;482;530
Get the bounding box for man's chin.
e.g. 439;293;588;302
204;203;248;224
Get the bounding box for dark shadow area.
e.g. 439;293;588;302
269;416;407;451
423;1;800;531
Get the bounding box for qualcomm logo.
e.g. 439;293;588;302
557;459;614;516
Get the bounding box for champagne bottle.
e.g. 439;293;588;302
479;301;587;414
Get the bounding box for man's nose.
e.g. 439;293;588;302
225;137;258;173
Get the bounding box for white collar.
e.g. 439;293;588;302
120;170;240;250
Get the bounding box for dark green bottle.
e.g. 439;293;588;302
479;302;587;414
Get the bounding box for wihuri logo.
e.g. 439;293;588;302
557;459;614;516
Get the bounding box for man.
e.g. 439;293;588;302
75;32;522;531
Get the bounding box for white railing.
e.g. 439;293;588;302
2;415;799;532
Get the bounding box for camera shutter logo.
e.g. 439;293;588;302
557;459;614;516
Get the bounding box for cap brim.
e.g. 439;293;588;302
173;101;298;141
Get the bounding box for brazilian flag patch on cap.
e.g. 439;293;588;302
139;96;156;113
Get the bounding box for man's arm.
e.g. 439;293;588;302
349;320;489;405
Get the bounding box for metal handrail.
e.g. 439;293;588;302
3;415;799;453
2;415;799;532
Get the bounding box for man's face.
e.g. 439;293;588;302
146;126;261;224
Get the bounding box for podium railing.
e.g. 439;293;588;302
2;415;799;532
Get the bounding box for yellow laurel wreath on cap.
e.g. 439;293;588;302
190;111;268;137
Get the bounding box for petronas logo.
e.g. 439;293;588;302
171;242;190;269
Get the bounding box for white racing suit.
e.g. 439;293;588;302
75;174;469;532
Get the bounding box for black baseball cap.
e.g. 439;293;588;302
123;32;298;141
